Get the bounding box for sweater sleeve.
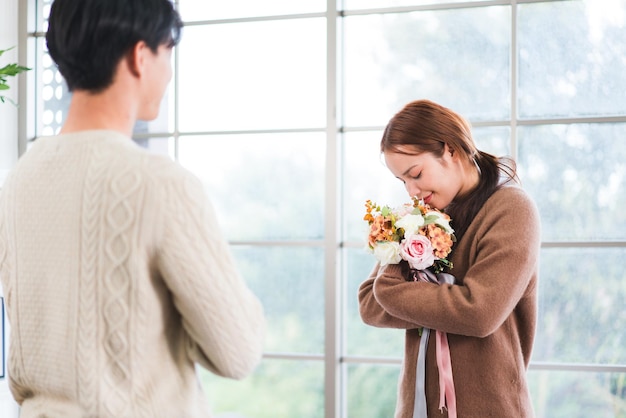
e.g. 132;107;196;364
358;263;423;329
372;187;541;337
156;166;266;379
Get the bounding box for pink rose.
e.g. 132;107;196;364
400;234;435;270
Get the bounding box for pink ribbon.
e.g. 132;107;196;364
435;329;457;417
413;269;457;418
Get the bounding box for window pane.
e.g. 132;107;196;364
528;370;626;417
343;131;407;243
232;246;325;354
533;248;626;365
199;359;324;418
179;0;325;21
473;126;511;158
38;40;70;137
343;6;510;127
178;133;325;241
37;0;52;31
518;1;626;119
344;0;476;10
345;248;404;358
518;124;626;242
178;20;326;132
346;363;400;418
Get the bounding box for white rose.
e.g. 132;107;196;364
373;241;402;266
395;214;425;238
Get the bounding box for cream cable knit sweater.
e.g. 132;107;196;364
0;130;266;418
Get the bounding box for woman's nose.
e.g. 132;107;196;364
406;182;421;198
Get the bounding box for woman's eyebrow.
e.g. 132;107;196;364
403;164;420;176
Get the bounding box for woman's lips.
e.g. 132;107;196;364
423;194;432;204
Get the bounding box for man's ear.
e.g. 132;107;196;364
125;41;149;78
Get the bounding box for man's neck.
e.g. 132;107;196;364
60;85;138;137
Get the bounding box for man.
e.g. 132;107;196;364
0;1;265;416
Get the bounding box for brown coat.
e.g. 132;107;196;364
359;186;540;418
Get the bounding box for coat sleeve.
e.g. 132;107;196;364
372;188;541;337
358;262;424;330
156;167;266;379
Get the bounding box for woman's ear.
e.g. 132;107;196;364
445;143;455;158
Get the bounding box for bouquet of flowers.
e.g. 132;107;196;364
363;197;458;418
364;197;455;274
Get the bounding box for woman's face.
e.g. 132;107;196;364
383;144;476;210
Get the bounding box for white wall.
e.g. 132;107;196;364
0;0;21;415
0;0;20;183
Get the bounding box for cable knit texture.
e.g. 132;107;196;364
358;186;540;418
0;130;266;418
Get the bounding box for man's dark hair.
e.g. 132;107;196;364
46;0;182;92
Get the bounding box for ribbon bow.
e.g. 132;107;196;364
411;269;457;418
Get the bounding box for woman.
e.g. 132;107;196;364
358;99;540;417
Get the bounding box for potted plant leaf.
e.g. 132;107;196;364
0;47;30;105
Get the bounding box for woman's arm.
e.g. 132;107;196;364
358;262;424;330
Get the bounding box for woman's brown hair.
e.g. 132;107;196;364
381;99;518;241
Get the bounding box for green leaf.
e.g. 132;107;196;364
0;47;14;58
0;48;30;106
422;214;435;223
0;63;31;77
0;95;18;106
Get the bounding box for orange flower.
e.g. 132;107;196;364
426;224;453;259
368;215;395;247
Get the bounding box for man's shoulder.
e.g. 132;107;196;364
142;152;197;184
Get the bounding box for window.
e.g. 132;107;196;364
21;0;626;416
